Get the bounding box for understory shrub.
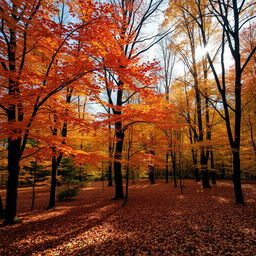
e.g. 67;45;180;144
57;186;80;201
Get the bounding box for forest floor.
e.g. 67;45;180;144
0;180;256;256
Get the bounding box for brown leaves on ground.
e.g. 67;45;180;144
0;180;256;256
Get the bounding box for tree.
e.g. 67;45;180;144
96;0;169;199
164;1;217;187
158;35;177;183
48;87;74;209
191;0;256;203
0;0;108;224
165;0;256;201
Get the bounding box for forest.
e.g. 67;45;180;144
0;0;256;255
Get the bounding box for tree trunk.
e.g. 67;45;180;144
148;165;155;184
232;150;244;204
190;130;199;182
79;142;83;182
101;158;105;191
202;170;211;188
124;164;129;205
48;104;68;208
211;171;216;185
210;150;216;184
113;122;124;199
148;149;155;184
108;164;113;187
4;16;22;225
191;28;210;188
4;139;21;224
107;123;113;186
201;153;211;188
48;153;58;209
185;84;200;182
113;161;124;199
165;151;169;183
194;168;200;182
171;151;177;187
124;131;132;205
178;165;183;194
194;0;249;203
31;163;37;211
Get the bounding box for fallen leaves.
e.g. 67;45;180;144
0;180;255;256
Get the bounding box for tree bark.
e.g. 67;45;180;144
113;121;124;199
232;150;244;204
31;162;37;211
148;149;155;184
48;152;58;209
4;139;21;224
165;151;169;183
202;170;211;188
124;130;132;205
210;151;216;184
171;150;177;187
4;9;23;224
108;164;113;187
108;124;113;186
194;168;200;182
124;164;129;205
201;153;211;188
148;165;155;184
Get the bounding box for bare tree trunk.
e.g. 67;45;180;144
124;129;132;205
113;120;124;199
31;162;37;211
108;163;113;187
165;151;169;183
48;151;58;209
194;54;210;188
5;142;21;224
101;158;105;191
201;153;211;188
184;77;200;182
108;124;113;186
210;151;216;184
48;89;71;208
178;158;183;194
148;165;155;184
170;150;177;187
232;150;244;203
192;0;250;203
124;164;129;205
4;15;23;224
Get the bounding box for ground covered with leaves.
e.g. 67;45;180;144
0;180;256;256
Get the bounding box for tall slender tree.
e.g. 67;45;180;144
100;0;170;199
0;0;108;224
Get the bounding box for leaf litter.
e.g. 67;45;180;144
0;180;255;256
